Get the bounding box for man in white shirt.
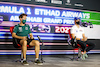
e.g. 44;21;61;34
71;17;95;60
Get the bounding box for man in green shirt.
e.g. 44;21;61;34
12;13;42;65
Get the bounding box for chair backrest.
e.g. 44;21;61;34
10;26;14;34
10;26;21;48
68;29;72;40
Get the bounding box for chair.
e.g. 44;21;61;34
10;26;33;62
68;29;88;61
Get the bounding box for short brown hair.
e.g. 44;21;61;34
19;13;27;18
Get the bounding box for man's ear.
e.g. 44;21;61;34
19;18;22;21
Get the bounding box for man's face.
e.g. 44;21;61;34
75;19;80;24
20;15;27;22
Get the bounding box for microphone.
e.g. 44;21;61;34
37;36;42;42
74;36;76;42
72;36;77;47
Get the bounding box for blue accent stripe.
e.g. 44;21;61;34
0;32;68;36
0;36;68;40
0;50;99;55
0;31;68;40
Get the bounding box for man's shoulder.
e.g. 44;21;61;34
14;24;19;27
71;25;76;29
25;24;30;27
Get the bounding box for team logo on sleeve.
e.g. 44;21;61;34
13;27;16;30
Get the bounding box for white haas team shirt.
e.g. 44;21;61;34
71;25;84;39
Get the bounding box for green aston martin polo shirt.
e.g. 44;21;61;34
13;24;32;37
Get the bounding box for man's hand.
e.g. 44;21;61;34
82;34;87;41
21;37;27;40
29;33;34;39
83;37;87;41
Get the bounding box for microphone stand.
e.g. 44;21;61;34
70;36;78;61
40;40;45;63
37;35;45;63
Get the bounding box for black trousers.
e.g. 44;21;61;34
13;38;33;48
77;40;95;52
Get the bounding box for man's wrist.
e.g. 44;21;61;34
31;38;34;40
30;37;34;39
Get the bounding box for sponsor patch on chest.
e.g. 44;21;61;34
19;27;22;32
25;27;28;30
79;30;83;32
